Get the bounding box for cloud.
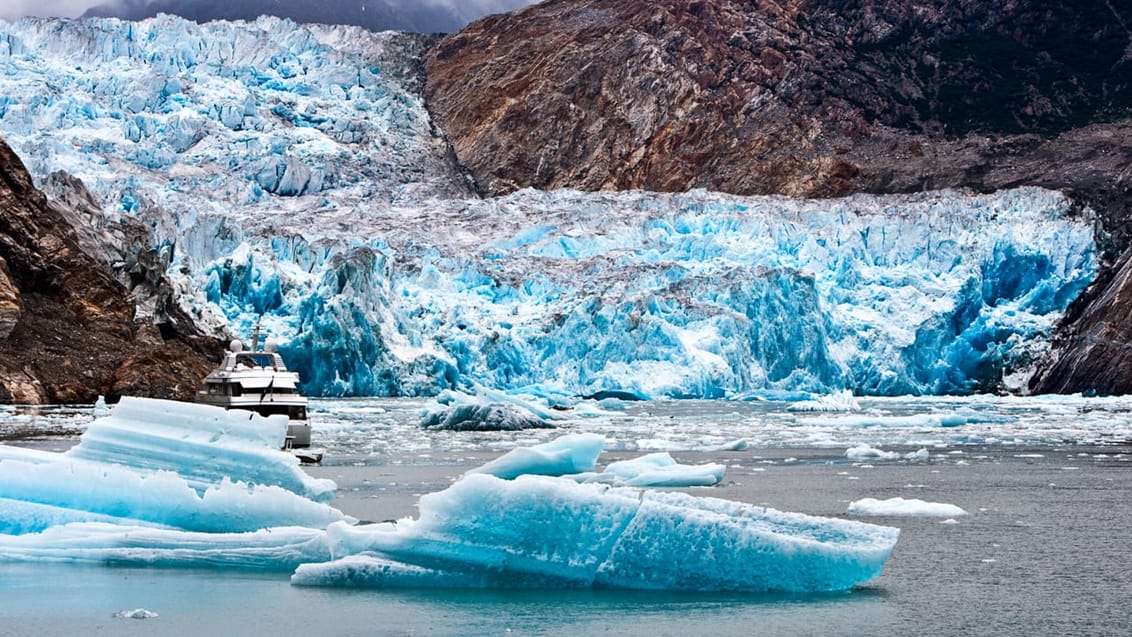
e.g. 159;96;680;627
0;0;105;19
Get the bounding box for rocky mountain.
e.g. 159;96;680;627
423;0;1132;394
0;138;220;403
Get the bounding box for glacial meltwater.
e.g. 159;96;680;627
1;396;1129;636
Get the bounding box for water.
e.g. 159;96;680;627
1;397;1130;636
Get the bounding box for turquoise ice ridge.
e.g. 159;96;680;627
294;474;899;592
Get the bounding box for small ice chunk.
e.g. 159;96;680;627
467;433;605;479
113;609;158;619
848;497;968;517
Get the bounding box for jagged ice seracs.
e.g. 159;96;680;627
0;15;1099;399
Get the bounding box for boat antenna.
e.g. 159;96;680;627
251;317;262;352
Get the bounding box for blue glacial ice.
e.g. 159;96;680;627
0;401;898;592
419;389;555;431
294;474;898;592
0;16;1100;400
468;432;726;486
0;398;346;535
196;187;1096;399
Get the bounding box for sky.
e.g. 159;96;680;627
0;0;93;18
0;0;539;27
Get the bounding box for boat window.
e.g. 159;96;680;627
289;406;307;420
235;353;277;370
231;384;242;397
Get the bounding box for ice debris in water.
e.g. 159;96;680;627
113;609;158;620
788;390;861;412
571;452;726;487
466;433;725;486
848;497;968;517
420;390;553;431
293;474;899;592
846;445;930;462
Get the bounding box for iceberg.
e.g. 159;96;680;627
0;523;330;570
579;452;726;487
0;416;898;592
69;397;335;501
0;397;347;534
420;389;553;431
466;433;725;486
846;445;930;462
467;433;606;480
294;474;899;592
848;497;968;517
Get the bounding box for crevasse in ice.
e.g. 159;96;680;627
0;16;1098;398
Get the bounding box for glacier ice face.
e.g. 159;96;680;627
190;186;1094;398
295;473;899;592
0;16;1099;398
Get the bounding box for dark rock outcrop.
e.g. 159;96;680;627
424;0;1132;394
0;138;221;403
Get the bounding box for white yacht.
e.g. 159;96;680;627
196;328;317;457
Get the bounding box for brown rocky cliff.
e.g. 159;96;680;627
0;138;219;403
425;0;1131;198
424;0;1132;394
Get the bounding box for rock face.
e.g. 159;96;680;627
0;138;220;404
424;0;1132;394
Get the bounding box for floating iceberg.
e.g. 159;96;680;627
468;433;606;480
466;433;725;486
0;397;346;534
0;416;899;592
69;397;335;501
294;474;899;592
848;497;968;517
578;452;726;487
0;523;331;570
846;445;930;462
420;389;553;431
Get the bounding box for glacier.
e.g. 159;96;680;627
0;15;1099;399
0;399;899;592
